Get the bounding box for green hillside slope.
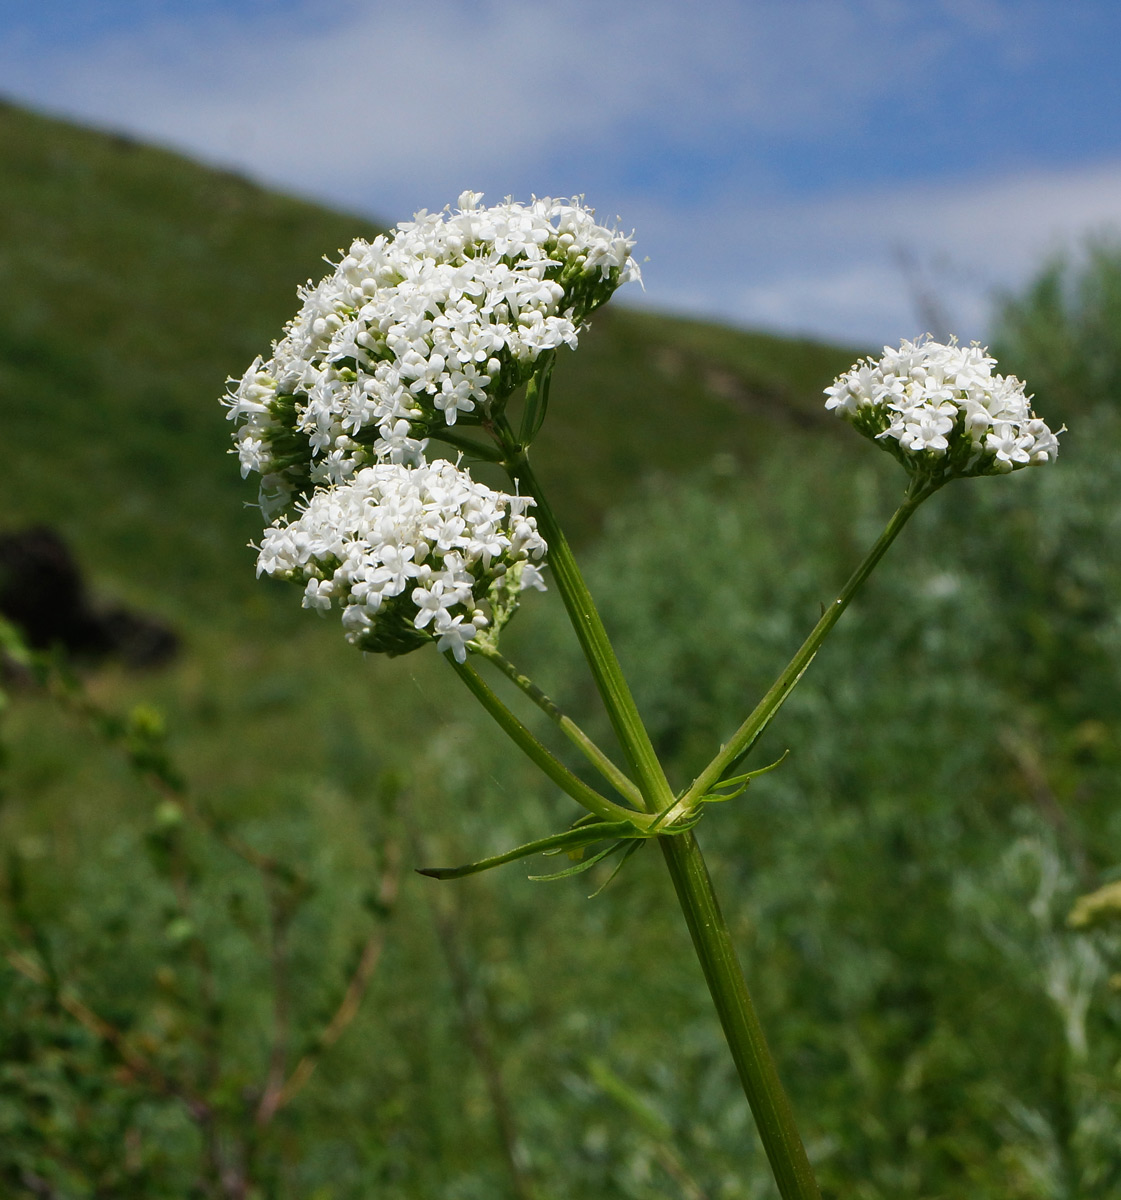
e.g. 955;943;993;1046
0;96;867;827
0;98;858;612
0;100;911;1196
4;99;1121;1199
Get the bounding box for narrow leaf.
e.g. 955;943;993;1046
713;749;791;792
587;839;645;898
528;840;624;882
417;820;634;880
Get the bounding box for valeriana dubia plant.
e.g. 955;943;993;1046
224;193;1060;1198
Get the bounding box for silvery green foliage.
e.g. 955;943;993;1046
825;336;1060;482
225;192;639;519
544;445;1121;1196
256;460;546;662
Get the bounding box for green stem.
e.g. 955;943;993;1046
519;351;555;445
448;656;649;827
471;642;643;808
660;833;821;1200
494;432;821;1197
678;477;939;816
501;447;672;814
429;428;506;463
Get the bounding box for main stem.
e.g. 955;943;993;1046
501;440;821;1200
660;833;821;1200
504;447;671;813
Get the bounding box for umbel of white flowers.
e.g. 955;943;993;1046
225;192;640;520
255;460;547;662
226;193;643;663
825;336;1060;481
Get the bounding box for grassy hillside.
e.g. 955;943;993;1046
0;100;858;598
0;93;863;861
0;101;869;1193
8;99;1119;1199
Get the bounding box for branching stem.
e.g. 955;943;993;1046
676;475;939;819
491;420;822;1199
448;656;650;827
500;445;673;815
471;642;643;807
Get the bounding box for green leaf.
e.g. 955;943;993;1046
528;839;626;882
519;352;556;446
416;820;636;881
701;750;791;804
586;839;645;897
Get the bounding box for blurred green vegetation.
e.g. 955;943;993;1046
2;100;1121;1197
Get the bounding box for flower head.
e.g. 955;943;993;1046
825;336;1059;482
225;193;639;518
255;459;547;662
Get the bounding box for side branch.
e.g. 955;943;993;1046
448;655;650;826
471;642;643;807
678;480;938;815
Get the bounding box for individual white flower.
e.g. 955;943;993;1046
225;194;639;517
985;422;1034;471
433;612;479;663
411;579;459;629
825;335;1059;481
301;577;335;612
519;563;548;592
256;459;546;659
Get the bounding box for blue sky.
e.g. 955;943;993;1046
3;0;1121;345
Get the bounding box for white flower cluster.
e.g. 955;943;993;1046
225;191;639;518
825;337;1059;479
256;460;546;662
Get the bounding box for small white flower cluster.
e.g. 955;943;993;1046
226;191;639;518
825;337;1059;479
256;460;546;662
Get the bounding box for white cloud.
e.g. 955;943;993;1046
1;0;1117;345
615;160;1121;345
0;0;1013;205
